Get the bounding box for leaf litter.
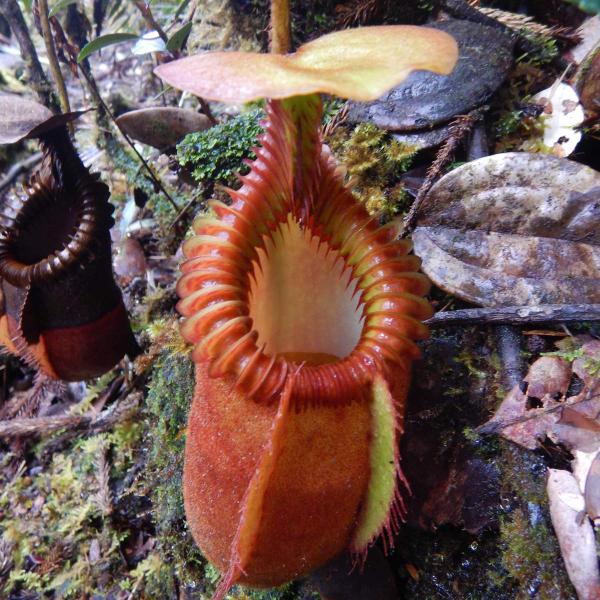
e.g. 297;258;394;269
484;336;600;600
413;152;600;306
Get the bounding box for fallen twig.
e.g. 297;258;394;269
426;304;600;327
476;391;600;436
169;194;198;231
0;393;140;439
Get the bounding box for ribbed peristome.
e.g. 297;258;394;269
177;97;432;410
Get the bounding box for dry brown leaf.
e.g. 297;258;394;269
574;42;600;118
487;356;572;450
0;95;83;144
413;153;600;306
486;338;600;452
547;469;600;600
113;238;147;282
584;451;600;523
115;107;211;149
0;94;52;144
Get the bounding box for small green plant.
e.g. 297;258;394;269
177;109;264;187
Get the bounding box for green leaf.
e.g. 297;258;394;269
166;21;192;52
567;0;600;13
48;0;77;17
174;0;192;19
77;32;138;63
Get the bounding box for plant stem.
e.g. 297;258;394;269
0;0;58;110
38;0;71;121
271;0;291;54
77;67;180;212
133;0;169;44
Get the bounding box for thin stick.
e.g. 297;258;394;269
169;194;198;230
476;391;600;436
0;394;139;439
77;67;180;212
271;0;291;54
38;0;71;121
0;0;58;110
402;106;486;236
426;304;600;327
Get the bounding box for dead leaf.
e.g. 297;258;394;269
0;94;84;144
487;356;571;450
547;469;600;600
413;153;600;306
575;42;600;118
0;94;52;144
559;407;600;432
487;338;600;452
420;455;499;534
113;238;147;282
584;451;600;523
115;107;211;149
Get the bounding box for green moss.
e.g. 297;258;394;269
516;30;559;67
142;325;206;594
496;445;575;599
496;109;526;139
177;109;264;188
0;419;143;598
544;338;600;377
329;122;417;219
456;350;487;380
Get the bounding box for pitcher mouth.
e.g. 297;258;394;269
177;101;432;409
248;214;364;366
0;170;111;289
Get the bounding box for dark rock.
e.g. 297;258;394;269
392;122;452;150
347;20;514;131
309;547;397;600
